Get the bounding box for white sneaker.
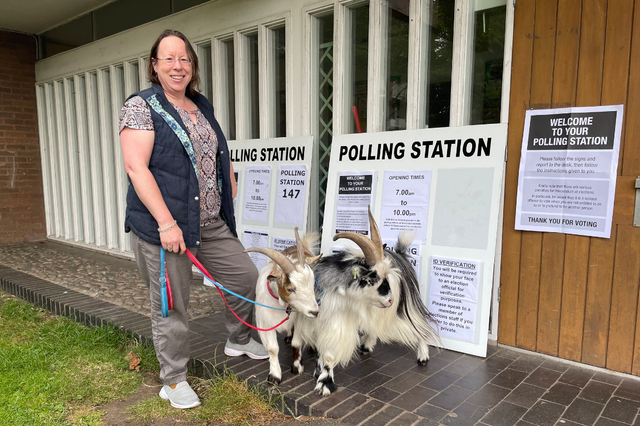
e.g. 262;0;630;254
159;381;201;409
224;338;269;359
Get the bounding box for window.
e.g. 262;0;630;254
470;1;507;124
197;43;213;103
273;26;287;137
222;39;237;141
248;33;260;139
426;0;455;128
349;4;370;133
386;0;410;131
316;12;335;229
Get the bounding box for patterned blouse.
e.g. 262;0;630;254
119;96;221;226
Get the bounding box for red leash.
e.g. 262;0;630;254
267;271;280;300
185;249;289;332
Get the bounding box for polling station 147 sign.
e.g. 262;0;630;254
515;105;623;238
229;137;314;269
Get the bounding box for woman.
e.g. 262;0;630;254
119;29;266;410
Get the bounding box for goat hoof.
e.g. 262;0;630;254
314;380;337;396
358;344;371;355
291;362;304;375
267;374;282;385
314;383;333;397
314;385;324;396
417;358;429;366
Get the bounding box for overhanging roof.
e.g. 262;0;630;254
0;0;115;35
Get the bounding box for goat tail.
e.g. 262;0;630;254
302;231;320;252
394;230;417;254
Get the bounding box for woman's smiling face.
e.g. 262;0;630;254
152;35;192;97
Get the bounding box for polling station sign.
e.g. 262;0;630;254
228;137;314;272
321;124;507;357
515;105;623;238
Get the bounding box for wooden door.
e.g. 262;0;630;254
498;0;640;374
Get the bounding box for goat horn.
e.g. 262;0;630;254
367;206;384;262
333;231;380;266
294;227;306;265
244;247;296;275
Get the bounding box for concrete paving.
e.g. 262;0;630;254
1;240;640;426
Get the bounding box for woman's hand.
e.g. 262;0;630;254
160;224;186;255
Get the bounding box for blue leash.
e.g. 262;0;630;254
172;247;322;313
200;273;289;312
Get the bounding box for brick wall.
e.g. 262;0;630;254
0;31;46;244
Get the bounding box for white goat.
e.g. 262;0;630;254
292;208;441;396
245;228;321;384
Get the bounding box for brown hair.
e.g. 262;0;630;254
147;29;201;96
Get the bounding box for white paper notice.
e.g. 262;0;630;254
272;236;296;252
274;165;307;226
243;229;269;271
380;170;431;244
243;166;272;223
427;256;480;343
335;171;374;234
515;105;623;238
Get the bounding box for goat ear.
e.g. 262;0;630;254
268;270;283;281
306;254;322;266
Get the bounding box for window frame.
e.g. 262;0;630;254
328;0;513;134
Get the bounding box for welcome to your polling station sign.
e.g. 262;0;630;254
321;124;507;357
515;105;623;238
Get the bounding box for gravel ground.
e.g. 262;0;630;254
0;240;225;319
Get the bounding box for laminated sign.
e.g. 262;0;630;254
515;105;623;238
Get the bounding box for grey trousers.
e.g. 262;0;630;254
130;218;259;385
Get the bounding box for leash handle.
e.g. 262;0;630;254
159;248;169;318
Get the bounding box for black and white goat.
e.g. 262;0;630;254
358;230;441;364
245;228;321;385
292;208;441;396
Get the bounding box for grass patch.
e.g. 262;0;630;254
0;292;292;426
0;293;158;425
127;374;285;426
65;405;106;426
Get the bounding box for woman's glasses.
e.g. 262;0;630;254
156;57;192;66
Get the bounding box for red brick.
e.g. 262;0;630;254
0;30;45;244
